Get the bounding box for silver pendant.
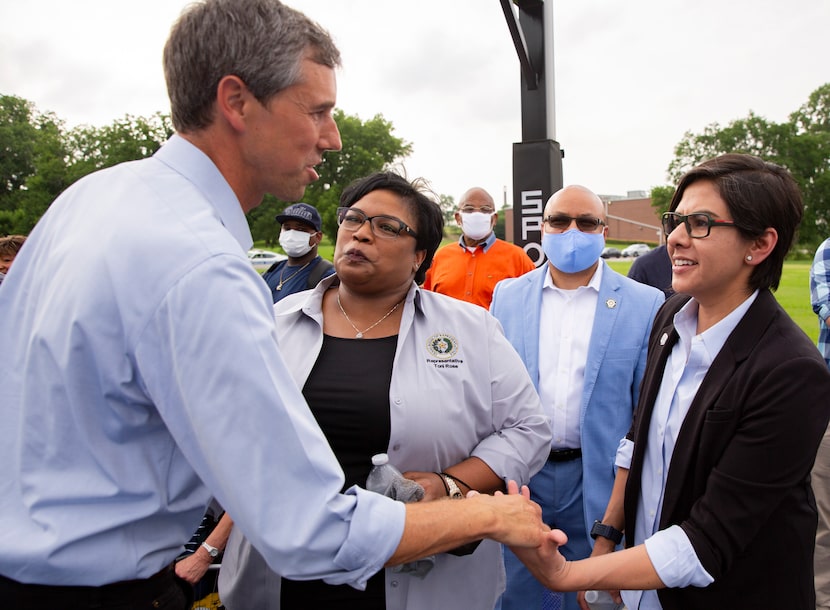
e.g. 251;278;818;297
355;332;364;338
276;284;283;291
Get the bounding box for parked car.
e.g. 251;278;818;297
621;243;651;258
601;247;622;259
248;249;286;270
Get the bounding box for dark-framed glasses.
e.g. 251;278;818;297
661;212;738;239
543;214;605;233
337;207;418;239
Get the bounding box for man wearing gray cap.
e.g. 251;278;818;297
262;202;334;302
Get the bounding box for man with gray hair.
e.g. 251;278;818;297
0;2;548;609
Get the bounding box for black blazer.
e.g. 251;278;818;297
624;290;830;609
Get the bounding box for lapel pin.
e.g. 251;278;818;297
660;332;668;345
605;298;617;309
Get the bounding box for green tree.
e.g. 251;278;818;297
784;84;830;245
666;83;830;248
0;95;69;234
0;97;173;235
64;113;173;185
649;185;675;217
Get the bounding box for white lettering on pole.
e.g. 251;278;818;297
521;190;543;240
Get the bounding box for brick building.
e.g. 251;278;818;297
602;192;663;245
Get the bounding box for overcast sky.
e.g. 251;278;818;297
2;0;828;207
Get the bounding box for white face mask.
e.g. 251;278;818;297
459;212;494;241
279;229;314;258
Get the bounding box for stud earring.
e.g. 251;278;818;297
746;255;753;261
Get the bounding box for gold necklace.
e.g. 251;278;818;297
336;294;403;338
276;261;311;291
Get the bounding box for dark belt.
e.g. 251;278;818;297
548;447;582;462
0;563;193;609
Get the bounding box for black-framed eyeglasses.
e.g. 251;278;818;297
543;214;605;233
337;207;418;239
661;212;738;239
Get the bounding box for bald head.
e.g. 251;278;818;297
458;187;495;211
544;185;605;220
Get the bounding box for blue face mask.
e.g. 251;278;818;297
542;229;605;273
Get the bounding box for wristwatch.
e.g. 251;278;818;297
201;541;220;558
441;474;464;499
590;520;623;545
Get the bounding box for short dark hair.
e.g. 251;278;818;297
163;0;340;133
0;234;26;258
669;153;803;291
339;172;444;285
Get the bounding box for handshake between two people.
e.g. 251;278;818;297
391;479;657;607
389;480;570;584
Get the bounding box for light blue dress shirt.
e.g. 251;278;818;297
617;292;758;608
0;135;404;586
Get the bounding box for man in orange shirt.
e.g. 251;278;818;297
423;187;535;308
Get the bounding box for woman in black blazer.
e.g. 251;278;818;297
508;154;830;610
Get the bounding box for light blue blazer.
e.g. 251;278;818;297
490;261;664;542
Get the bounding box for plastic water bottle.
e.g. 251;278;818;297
584;589;625;610
366;453;433;577
365;453;402;497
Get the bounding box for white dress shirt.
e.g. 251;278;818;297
538;264;602;448
0;135;403;587
617;292;758;608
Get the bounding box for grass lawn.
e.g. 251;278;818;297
606;258;818;343
258;239;821;345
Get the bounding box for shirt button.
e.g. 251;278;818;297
392;444;401;451
391;580;399;587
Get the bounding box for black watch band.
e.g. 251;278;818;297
590;520;623;544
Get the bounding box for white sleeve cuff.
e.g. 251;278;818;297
643;525;714;588
615;437;634;469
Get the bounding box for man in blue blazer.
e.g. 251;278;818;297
491;185;664;610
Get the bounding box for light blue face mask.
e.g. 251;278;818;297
542;229;605;273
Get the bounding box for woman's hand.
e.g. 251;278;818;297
402;470;449;501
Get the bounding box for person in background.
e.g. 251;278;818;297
509;154;830;610
218;171;551;610
810;236;830;609
0;234;26;286
423;187;534;308
0;2;550;609
490;185;664;610
628;243;673;297
262;202;334;302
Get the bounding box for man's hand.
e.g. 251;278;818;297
174;548;213;585
390;479;551;565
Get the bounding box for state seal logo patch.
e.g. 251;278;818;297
426;333;459;359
